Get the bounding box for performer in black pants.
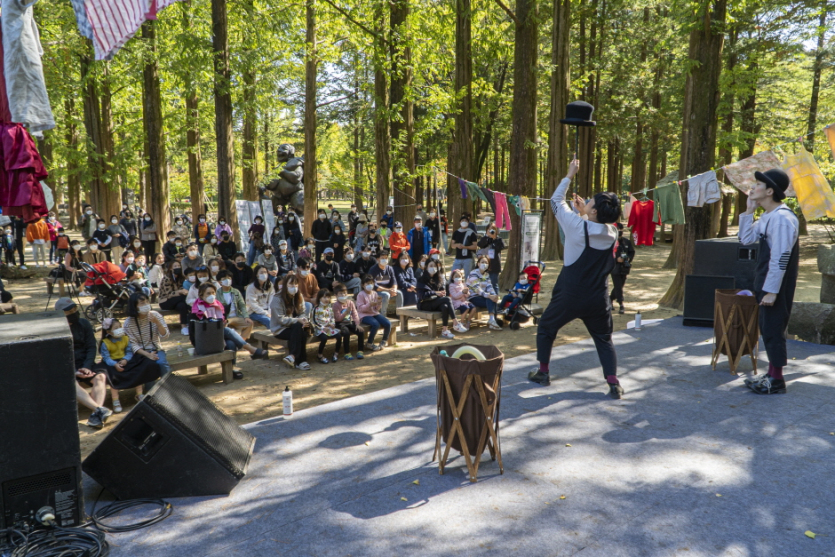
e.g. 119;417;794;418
529;159;624;399
610;223;635;314
738;168;799;395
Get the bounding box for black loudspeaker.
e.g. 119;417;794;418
0;313;85;529
83;373;255;499
683;275;736;326
693;238;758;292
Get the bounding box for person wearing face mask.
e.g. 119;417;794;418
609;222;635;315
25;216;50;266
55;298;112;429
140;213;158;256
193;214;212;254
257;245;279;280
530;159;623;398
477;223;506;293
182;242;204;271
46;212;65;264
106;214;129;264
365;224;383;257
355;245;377;276
298;237;316;261
172;217;191;246
338;248;362;293
379;220;391;249
1;225;16;266
80;204;98;241
315;247;341;291
225;252;255;296
277;240;296;277
246;265;275;328
329;224;346;262
215;216;233;240
311;289;343;364
158;260;192;335
393;253;418;307
499;271;533;316
311;209;333;261
347;204;360;234
128;236;145;257
448;269;478;331
282;211;303;251
203;234;221;259
89;218;114;262
381;205;394;229
425;208;441;249
388;221;410;260
415;204;428;224
147;253;166;290
81;238;106;265
330;210;345;233
120;210;137;238
63;241;86;287
450;215;478;276
369;250;397;313
407;216;431;262
354;214;369;251
186;267;218;305
162;232;184;263
119;250;137;274
214;269;256;343
416;260;465;339
295;258;320;312
217;232;238;261
96;318;155;414
467;255;502;330
124;293;172;392
356;275;392;350
246;215;267;266
189;281;267;379
270;274;311;370
332;283;365;360
270;225;286;255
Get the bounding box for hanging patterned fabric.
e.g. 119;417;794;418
723;151;787;195
70;0;94;39
781;145;835;220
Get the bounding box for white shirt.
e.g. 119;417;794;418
551;178;617;266
222;290;236;318
738;204;798;294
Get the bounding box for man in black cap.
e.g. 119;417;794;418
739;168;799;395
529;159;625;399
55;297;113;428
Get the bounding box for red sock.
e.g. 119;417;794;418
768;363;783;380
539;362;549;374
606;375;619;385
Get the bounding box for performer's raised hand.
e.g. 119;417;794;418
567;158;580;179
745;191;758;214
572;193;587;213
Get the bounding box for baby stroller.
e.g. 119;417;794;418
504;261;545;331
80;261;130;324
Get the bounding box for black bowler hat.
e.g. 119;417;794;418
560;101;596;127
754;168;790;200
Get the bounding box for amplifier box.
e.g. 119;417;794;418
683;275;736;327
693;237;758;292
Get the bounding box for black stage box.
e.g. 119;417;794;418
83;373;255;499
693;237;758;292
683;275;736;327
0;312;84;529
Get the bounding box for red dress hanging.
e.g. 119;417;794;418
626;199;661;246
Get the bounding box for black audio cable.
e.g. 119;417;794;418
6;526;109;557
90;496;173;534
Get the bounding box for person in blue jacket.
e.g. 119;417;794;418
407;216;431;262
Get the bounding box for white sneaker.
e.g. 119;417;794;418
113;400;123;413
283;354;296;367
19;265;27;270
441;329;455;339
453;323;467;333
180;327;189;336
488;318;502;331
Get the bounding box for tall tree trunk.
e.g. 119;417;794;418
99;65;120;219
80;47;105;213
242;68;258;200
391;0;415;225
304;0;318;235
500;0;538;288
373;5;390;225
211;0;237;234
64;97;80;228
659;0;726;309
717;27;737;238
142;22;170;234
263;115;271;174
181;0;204;218
542;0;570;260
449;0;474;223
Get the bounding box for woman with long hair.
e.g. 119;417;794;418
157;259;191;336
269;274;310;369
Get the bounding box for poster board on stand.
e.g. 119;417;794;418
235;200;253;254
520;211;543;271
236;200;275;255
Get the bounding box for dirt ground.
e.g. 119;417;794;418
1;224;828;458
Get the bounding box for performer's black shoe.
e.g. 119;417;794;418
607;383;624;399
744;373;770;388
618;304;625;314
749;376;786;395
528;370;551;386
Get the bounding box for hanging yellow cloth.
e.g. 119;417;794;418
825;125;835;161
781;145;835;220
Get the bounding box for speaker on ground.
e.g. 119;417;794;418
683;275;736;327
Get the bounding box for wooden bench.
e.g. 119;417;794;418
44;276;66;296
251;322;398;354
397;303;545;337
167;349;236;384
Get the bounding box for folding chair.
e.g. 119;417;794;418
711;290;759;375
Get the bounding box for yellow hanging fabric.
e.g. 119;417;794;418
825;125;835;161
781;145;835;220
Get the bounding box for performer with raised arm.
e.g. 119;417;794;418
738;168;799;395
529;159;624;399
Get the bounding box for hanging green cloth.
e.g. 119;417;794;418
466;181;489;203
653;183;686;225
507;195;522;216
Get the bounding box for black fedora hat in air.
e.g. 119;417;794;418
560;101;596;127
754;168;790;200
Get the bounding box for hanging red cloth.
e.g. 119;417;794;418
0;123;49;222
626;199;661;246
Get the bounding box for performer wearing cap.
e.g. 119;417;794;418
529;159;624;399
738;168;799;395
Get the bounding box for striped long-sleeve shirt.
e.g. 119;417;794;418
124;311;170;352
738;205;798;294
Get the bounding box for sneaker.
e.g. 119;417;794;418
233;369;244;380
98;407;113;424
19;265;27;270
344;354;354;361
488;318;502;331
181;327;189;336
368;343;381;352
332;354;339;363
528;370;551;386
113;400;122;413
318;355;330;364
86;410;103;429
744;373;770;387
608;383;625;399
618;304;625;315
295;361;311;370
453;323;467;333
251;348;269;360
283;355;296;367
356;352;364;360
441;329;455;340
749;376;786;395
379;340;387;349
